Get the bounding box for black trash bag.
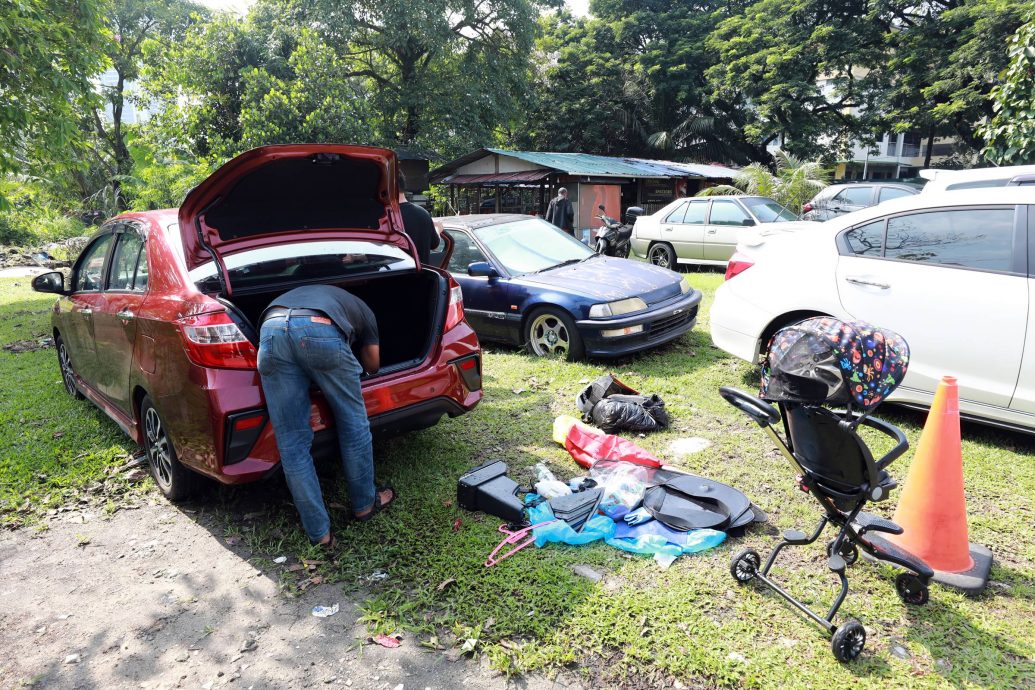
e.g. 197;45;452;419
577;374;669;433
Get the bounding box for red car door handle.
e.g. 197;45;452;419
79;307;93;315
117;310;135;320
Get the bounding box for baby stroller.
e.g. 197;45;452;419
719;317;932;662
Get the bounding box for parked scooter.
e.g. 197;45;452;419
592;205;643;258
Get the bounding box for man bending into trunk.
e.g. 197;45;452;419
257;284;396;548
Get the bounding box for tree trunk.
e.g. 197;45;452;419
923;130;935;169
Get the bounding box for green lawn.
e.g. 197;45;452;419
1;272;1032;689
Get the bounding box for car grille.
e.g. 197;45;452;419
648;306;698;338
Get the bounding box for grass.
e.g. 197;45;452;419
0;277;139;526
1;270;1033;688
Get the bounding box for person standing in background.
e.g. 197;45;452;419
397;171;440;264
545;187;575;235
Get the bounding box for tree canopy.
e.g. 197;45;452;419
1;0;1032;228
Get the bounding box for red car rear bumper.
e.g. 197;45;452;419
172;323;481;484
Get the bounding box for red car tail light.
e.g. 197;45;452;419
178;311;258;369
724;252;754;281
444;278;465;331
802;202;813;213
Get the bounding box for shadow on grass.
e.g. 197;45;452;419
158;385;602;653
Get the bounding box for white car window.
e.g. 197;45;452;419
664;202;689;223
843;220;884;257
834;186;872;205
878;187;913;203
884;208;1015;272
681;200;708;224
708;200;750;226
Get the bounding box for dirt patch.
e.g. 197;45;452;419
3;336;53;353
0;501;583;689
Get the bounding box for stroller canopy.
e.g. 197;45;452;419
761;317;909;410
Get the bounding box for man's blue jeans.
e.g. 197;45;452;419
257;315;375;542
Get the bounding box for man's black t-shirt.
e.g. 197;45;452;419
400;202;440;264
265;285;379;347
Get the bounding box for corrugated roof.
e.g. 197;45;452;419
485;149;675;178
428;148;741;183
628;158;740;179
442;170;553;184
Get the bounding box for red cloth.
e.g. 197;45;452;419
563;422;663;470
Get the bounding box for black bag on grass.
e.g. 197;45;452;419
577;374;669;433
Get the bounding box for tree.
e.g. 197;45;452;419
980;12;1035;165
0;0;108;203
872;1;1029;166
517;12;648;154
705;0;884;160
89;0;201;210
295;0;557;155
697;150;830;214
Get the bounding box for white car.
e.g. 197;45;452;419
920;165;1035;193
710;187;1035;432
630;195;798;269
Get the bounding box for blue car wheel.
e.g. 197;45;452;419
524;307;584;360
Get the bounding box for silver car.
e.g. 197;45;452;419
631;195;797;268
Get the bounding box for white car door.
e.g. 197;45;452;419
835;205;1027;408
703;199;750;261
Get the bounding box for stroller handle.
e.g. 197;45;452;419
855;415;909;469
719;387;781;426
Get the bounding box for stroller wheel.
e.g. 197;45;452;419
730;548;762;583
895;572;930;605
831;619;866;662
826;540;859;565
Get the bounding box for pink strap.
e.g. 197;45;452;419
484;520;557;567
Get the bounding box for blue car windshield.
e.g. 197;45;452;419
473;218;594;274
743;197;798;222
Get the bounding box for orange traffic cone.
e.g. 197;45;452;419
888;376;992;594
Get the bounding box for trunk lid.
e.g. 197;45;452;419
178;145;409;290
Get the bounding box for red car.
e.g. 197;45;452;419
32;145;482;500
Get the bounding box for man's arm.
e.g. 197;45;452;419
359;344;380;375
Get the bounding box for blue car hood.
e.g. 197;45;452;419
518;256;682;304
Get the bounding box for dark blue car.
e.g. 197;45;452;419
433;214;702;359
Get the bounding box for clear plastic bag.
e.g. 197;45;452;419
590;460;651;511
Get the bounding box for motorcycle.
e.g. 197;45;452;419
592;204;643;258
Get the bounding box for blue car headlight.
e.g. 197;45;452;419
589;297;647;318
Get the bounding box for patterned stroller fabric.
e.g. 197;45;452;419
761;317;909;410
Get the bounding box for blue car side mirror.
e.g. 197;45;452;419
468;261;499;279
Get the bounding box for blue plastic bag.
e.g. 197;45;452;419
527;496;615;547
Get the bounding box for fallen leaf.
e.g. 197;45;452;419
372;633;402;648
302;559;325;567
482;617;495;631
452;518;462;532
308;576;324;586
436;578;456;591
442;499;453;508
52;432;64;439
287;564;305;572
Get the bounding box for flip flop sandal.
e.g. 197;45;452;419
354;486;397;522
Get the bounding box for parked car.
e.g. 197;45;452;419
710;187;1035;432
32;144;483;500
631;195;798;269
919;164;1035;193
433;214;702;359
801;182;920;221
